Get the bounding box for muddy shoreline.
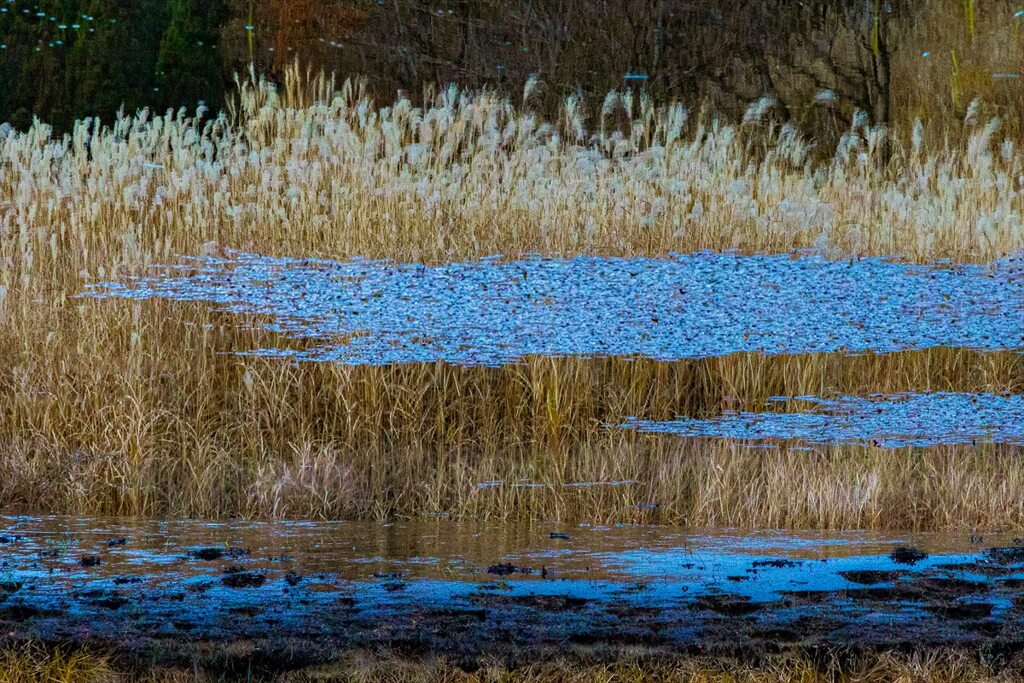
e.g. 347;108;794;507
3;517;1024;674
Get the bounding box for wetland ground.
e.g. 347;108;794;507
2;66;1024;679
5;517;1024;679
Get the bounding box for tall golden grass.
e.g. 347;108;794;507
1;67;1022;526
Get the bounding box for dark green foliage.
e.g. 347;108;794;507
156;0;227;108
1;0;1008;139
0;0;226;129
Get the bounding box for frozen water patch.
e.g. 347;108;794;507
84;251;1024;366
621;392;1024;447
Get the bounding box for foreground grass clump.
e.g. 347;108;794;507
295;650;1021;683
1;67;1023;525
0;643;112;683
0;645;1019;682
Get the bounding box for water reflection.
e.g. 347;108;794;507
0;515;1020;593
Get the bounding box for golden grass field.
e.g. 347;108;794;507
1;68;1023;527
0;644;1019;683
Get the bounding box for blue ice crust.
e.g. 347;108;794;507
622;392;1024;447
85;251;1024;367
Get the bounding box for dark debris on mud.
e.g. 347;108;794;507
221;566;266;588
486;563;533;576
188;547;250;562
890;547;929;565
840;570;909;585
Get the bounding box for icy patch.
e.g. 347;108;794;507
84;251;1024;366
621;392;1024;447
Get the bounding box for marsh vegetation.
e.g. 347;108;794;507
3;4;1024;677
0;65;1023;526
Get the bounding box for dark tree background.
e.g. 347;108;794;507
1;0;1019;134
0;0;227;129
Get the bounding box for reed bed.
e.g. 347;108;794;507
1;67;1023;526
1;298;1021;528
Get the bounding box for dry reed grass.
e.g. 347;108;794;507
0;643;113;683
893;0;1024;136
294;649;1020;683
0;67;1022;526
0;645;1017;682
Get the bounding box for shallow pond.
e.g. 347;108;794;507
3;514;1009;587
84;251;1024;366
2;516;1024;660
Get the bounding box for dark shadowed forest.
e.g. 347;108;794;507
2;0;1023;139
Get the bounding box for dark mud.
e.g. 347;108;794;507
839;570;909;584
3;516;1024;674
